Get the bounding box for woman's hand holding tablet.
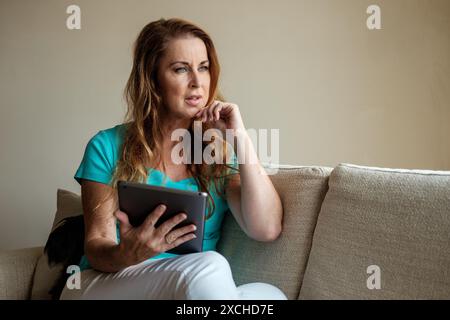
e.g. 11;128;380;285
116;181;207;258
114;204;197;265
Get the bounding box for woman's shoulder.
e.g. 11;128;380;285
83;123;128;165
98;123;127;138
90;123;127;146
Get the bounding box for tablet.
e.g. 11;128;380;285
117;180;207;254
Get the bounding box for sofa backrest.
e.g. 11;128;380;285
217;166;333;300
31;163;450;300
299;163;450;299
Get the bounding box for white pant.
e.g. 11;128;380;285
60;251;288;300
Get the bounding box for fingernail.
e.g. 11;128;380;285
160;204;166;210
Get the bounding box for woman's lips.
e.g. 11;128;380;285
185;97;202;106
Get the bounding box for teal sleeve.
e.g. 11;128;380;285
74;131;115;186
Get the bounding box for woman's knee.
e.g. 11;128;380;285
196;251;230;269
181;251;239;299
183;251;234;283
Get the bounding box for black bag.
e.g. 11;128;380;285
44;214;85;300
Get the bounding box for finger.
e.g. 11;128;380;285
157;212;187;235
115;210;132;234
206;104;216;121
169;223;197;240
195;105;210;119
212;104;223;121
166;232;197;251
197;108;207;122
220;103;234;116
194;108;204;119
207;102;221;121
141;204;167;230
203;101;219;121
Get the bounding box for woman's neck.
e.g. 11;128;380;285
159;109;192;137
150;113;192;170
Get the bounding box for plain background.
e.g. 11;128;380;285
1;0;449;250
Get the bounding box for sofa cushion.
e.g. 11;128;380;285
0;247;43;299
299;163;450;299
31;189;83;300
217;166;333;300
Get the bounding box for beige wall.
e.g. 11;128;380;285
1;0;449;250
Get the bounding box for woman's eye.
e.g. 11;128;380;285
175;67;188;73
175;66;209;73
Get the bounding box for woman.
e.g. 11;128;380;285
60;18;286;300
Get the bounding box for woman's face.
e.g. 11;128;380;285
157;36;211;120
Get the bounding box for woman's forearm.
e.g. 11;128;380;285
234;130;283;240
85;238;132;273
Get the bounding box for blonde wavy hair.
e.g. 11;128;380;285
94;18;238;220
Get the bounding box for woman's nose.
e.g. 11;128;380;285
190;70;201;87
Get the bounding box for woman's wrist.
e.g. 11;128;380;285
85;240;129;273
116;242;138;268
116;241;159;268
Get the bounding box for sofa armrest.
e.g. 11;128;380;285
0;246;44;299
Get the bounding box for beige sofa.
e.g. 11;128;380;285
1;163;449;300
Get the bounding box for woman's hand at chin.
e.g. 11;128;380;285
194;100;246;134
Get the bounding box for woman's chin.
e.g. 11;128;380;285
180;110;200;122
186;106;203;117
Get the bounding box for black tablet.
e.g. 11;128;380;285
117;180;207;254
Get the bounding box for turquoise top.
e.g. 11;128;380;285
74;123;237;271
